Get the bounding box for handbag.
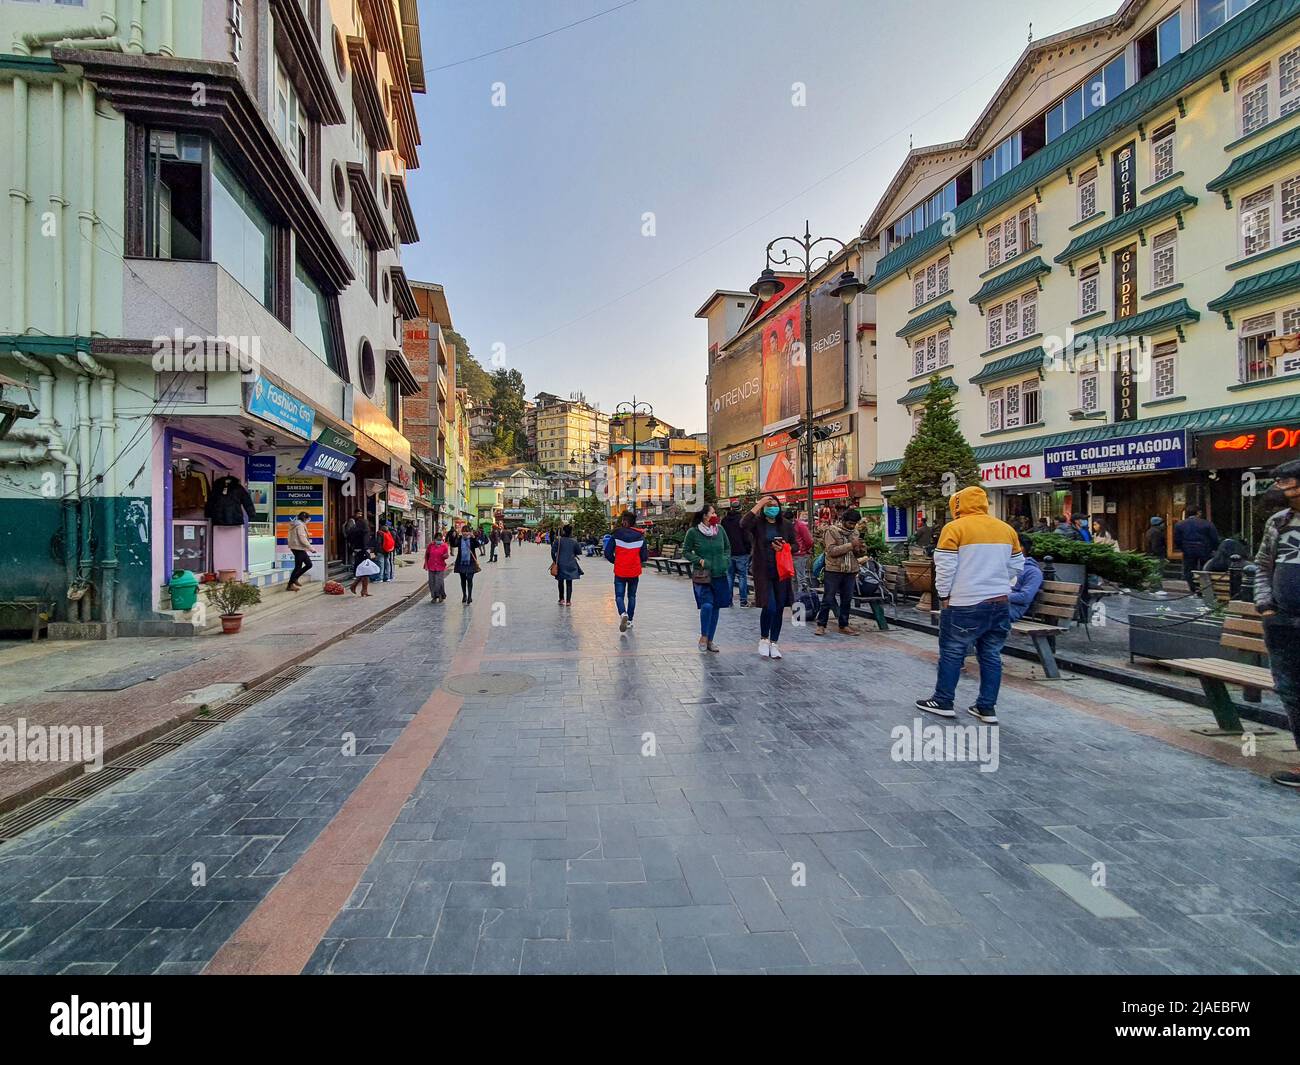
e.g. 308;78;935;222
355;558;380;578
775;542;795;582
549;561;559;577
691;561;712;585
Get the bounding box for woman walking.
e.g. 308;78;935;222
424;534;450;603
741;494;796;658
451;527;481;603
551;524;582;605
682;503;732;652
346;511;378;597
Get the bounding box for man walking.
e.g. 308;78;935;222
721;504;752;607
815;508;864;636
378;521;396;582
1174;505;1220;592
286;511;313;591
790;508;815;594
605;510;647;633
1254;461;1300;788
916;486;1023;724
489;524;500;562
501;522;512;559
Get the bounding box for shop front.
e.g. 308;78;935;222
1197;420;1300;551
979;455;1061;529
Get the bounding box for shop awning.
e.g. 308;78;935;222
969;256;1051;307
1055;187;1197;265
1207;260;1300;324
969;346;1046;388
896;301;956;339
1208;123;1300;200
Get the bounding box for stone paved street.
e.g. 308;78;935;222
1;545;1299;975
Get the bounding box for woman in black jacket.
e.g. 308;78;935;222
450;527;483;603
740;494;796;659
346;512;378;597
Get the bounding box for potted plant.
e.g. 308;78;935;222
204;579;262;634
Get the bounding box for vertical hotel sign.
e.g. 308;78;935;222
1112;243;1138;422
1112;141;1136;217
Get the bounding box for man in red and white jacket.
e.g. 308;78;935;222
605;510;649;633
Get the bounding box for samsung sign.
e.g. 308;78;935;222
1044;429;1187;479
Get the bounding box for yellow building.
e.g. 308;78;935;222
866;0;1300;552
533;392;610;474
606;432;707;519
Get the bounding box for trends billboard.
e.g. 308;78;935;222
708;330;763;451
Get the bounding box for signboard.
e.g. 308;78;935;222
886;504;910;542
1114;349;1137;423
390;458;416;490
245;455;276;523
760;283;846;432
1114;243;1137;322
299;440;356;479
980;456;1047;489
245;375;315;440
726;459;757;496
1044;429;1187;478
317;426;356;455
387;484;411;510
722;444;755;464
708;335;763;449
1112;140;1136;217
1196;423;1300;469
274;476;324;565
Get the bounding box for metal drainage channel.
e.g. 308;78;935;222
0;664;316;846
351;586;430;634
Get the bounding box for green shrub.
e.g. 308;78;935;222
1020;532;1161;589
205;579;262;616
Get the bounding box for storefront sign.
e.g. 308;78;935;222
299;440;356;479
1112;140;1136;217
245;455;276;523
1044;429;1187;478
245;375;315;440
387;484;411;510
726;459;757;496
886;504;909;542
317;426;357;455
980;456;1047;488
274;477;324;565
722;445;755;464
1114;243;1137;321
1196;423;1300;469
390;458;416;490
1114;350;1137;423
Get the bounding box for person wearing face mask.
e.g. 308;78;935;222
815;508;865;636
1254;462;1300;789
741;494;796;658
681;504;733;652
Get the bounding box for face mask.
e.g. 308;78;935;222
763;506;780;519
707;515;720;526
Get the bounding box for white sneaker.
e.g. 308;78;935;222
626;618;634;628
620;613;629;632
769;642;783;659
759;638;770;658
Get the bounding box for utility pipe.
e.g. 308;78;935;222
50;81;66;335
77;82;95;338
74;372;92;620
128;0;144;54
10;77;28;335
13;2;118;54
75;350;117;626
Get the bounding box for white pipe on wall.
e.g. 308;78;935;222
77;82;96;338
50;81;66;335
128;0;144;54
12;1;118;54
160;0;174;56
10;78;28;335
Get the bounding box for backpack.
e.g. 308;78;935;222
381;530;395;552
856;558;885;599
795;590;820;623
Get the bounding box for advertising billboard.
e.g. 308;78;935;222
760;282;847;433
708;332;763;450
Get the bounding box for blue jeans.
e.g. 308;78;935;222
760;581;787;643
693;575;730;639
380;551;394;581
728;555;750;604
615;576;639;620
1264;618;1300;747
932;599;1011;710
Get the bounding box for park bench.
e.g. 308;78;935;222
648;542;689;574
1009;577;1085;680
0;597;52;642
1156;600;1273;734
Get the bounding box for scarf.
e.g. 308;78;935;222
698;522;718;537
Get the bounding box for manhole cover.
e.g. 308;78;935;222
444;672;535;696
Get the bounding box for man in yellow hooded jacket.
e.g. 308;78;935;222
916;485;1024;725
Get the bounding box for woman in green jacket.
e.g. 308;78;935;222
681;503;732;652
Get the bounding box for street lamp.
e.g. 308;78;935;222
569;446;600;498
750;222;866;522
612;398;656;516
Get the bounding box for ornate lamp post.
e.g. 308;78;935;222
612;398;656;515
750;222;866;522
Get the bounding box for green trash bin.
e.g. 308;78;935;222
169;568;200;611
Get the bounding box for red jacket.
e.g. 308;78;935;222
793;519;814;557
606;525;648;578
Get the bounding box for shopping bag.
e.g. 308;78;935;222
355;558;380;578
774;542;795;582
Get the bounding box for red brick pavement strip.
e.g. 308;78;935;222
0;569;429;816
203;571;494;975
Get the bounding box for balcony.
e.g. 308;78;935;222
437;364;448;397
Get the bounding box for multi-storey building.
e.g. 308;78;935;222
449;386;472;524
605;424;707;520
866;0;1300;553
697;249;883;521
533;391;609;474
404;280;455;538
0;0;427;634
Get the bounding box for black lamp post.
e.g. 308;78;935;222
569;446;599;498
750;222;866;522
613;398;656;515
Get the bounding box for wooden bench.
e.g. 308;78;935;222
0;597;52;642
1158;600;1273;734
647;542;680;573
1010;578;1084;679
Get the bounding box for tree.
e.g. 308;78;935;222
489;367;527;460
443;327;494;405
572;493;609;540
892;373;980;526
701;452;718;509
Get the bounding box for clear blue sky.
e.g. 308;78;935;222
405;0;1119;433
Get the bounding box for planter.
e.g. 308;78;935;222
220;613;243;634
217;568;239;582
902;559;933;593
1128;613;1252;664
1045;561;1086;586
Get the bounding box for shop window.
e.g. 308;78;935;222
1150;122;1176;184
1151;229;1178;289
1077;166;1098;222
1151;340;1178;398
1079;263;1101;317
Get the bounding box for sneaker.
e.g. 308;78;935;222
837;625;860;635
698;636;709;652
759;638;770;658
968;706;998;724
915;698;956;718
813;625;827;636
1271;769;1300;788
620;613;629;632
768;643;782;659
626;618;634;628
706;641;720;653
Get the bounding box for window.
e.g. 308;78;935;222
987;205;1035;268
351;228;376;300
1237;307;1300;383
911;328;951;376
292;259;339;374
1236;51;1300;137
987;379;1037;431
1149;230;1178;290
987;387;1004;431
910;408;924;438
1078;166;1098;221
1240;173;1300;256
1046;57;1129;142
1022;378;1041;424
1079;263;1101;317
1198;0;1260;40
980;133;1021;187
1239;65;1272;136
210;151;274;310
1079;369;1100;412
987;291;1036;349
143;130;204;261
1150;122;1176;184
1018;206;1037;251
887;179;960;251
386;371;400;425
274;58;309;177
986;222;1002;269
912;254;949;307
1151;340;1178;398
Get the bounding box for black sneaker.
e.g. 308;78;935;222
1271;769;1300;789
968;706;998;724
915;698;956;718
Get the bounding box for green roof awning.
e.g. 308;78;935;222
871;392;1300;478
866;0;1300;291
969;346;1047;387
897;375;956;406
1055;187;1197;264
969;256;1051;306
1208;123;1300;196
1208;259;1300;316
1073;298;1200;344
896;301;956;339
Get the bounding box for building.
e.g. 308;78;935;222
0;0;427;635
864;0;1300;552
696;257;883;521
449;387;472;524
533;392;609;474
404;281;457;540
522;399;537;460
468;479;504;531
465;396;495;448
605;424;708;520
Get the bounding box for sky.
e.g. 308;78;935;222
405;0;1122;434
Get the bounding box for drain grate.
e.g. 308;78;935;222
107;742;181;769
0;797;80;840
47;765;137;800
352;590;429;634
253;665;314;693
155;719;223;745
200;696;266;720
